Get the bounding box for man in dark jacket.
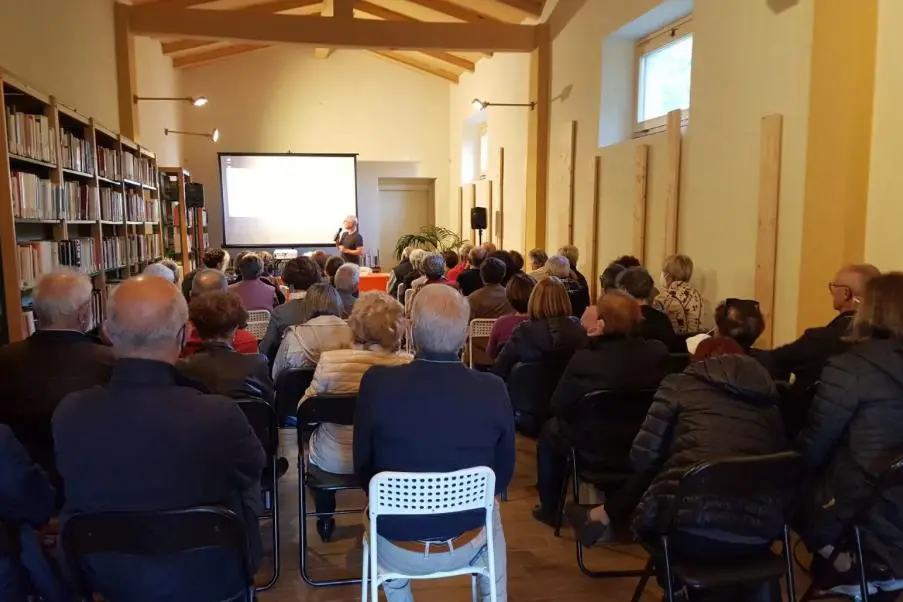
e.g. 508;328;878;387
387;247;414;298
457;246;489;297
617;266;680;351
354;284;514;601
54;276;265;601
0;271;114;505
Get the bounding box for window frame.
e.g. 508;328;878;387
633;16;693;137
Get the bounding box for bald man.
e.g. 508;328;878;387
0;270;113;504
182;268;258;357
53;275;265;600
765;264;880;410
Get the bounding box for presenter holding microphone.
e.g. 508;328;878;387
335;215;364;265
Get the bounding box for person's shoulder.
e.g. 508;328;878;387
53;385;107;423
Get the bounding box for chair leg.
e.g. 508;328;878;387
854;526;871;602
783;524;797;602
471;574;478;602
799;583;818;602
662;535;675;602
361;539;369;602
553;452;573;537
256;458;281;591
629;557;655;602
500;489;508;503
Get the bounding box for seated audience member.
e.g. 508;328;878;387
765;264;880;399
600;261;626;293
614;255;642;269
468;257;514;320
182;269;258;357
534;291;669;525
354;284;514;602
259;256;322;360
409;253;456;309
143;262;176;283
559;244;589;292
161;259;182;285
311;250;329;274
446;243;473;283
272;283;353;378
54;275;265;601
182;247;230;300
509;250;525;273
617;266;679;351
443;250;459;274
0;270;113;501
488;273;535;359
584;262;631;336
0;424;66;601
299;292;411;542
399;249;427;299
324;255;344;286
653;254;705;335
177;291;274;403
566;337;786;601
546;255;590;318
229;253;277;311
335;263;360;317
796;272;903;595
528;248;549;280
388;246;414;298
490;250;517;285
257;251;286;305
491;277;588;380
481;242;497;254
458;246;489;297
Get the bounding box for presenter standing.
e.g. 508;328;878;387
335;215;364;265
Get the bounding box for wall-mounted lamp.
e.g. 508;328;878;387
134;95;209;107
472;98;536;112
165;127;220;143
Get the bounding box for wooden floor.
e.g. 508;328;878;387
256;431;814;602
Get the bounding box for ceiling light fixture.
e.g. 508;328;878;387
472;98;536;112
164;128;220;143
134;95;209;107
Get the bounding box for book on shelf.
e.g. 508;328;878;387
97;147;121;181
130;233;161;263
121;152;137;182
125;191;143;221
21;310;35;338
138;156;155;186
17;238;99;289
61;181;97;221
10;171;58;219
146;198;161;222
60;131;94;174
102;236;126;269
5;107;56;163
100;188;123;222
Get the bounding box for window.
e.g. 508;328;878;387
478;125;489;178
634;17;692;135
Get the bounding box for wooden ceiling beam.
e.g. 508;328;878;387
162;39;215;54
126;4;538;52
401;0;501;22
494;0;544;18
423;50;475;71
137;0;218;7
173;43;270;68
372;51;458;83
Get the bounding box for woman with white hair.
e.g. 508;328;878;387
399;248;428;302
546;255;590;317
299;291;412;542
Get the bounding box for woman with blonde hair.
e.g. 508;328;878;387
797;272;903;595
653;253;705;335
299;291;412;542
491;276;587;380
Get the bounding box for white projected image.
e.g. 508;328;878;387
220;154;357;246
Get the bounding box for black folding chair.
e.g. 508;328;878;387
507;360;568;438
554;388;658;578
61;506;255;602
274;368;315;427
297;395;363;587
632;451;804;602
665;353;691;374
237;399;280;590
801;453;903;602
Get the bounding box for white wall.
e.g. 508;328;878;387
178;46;451;250
135;37;182;166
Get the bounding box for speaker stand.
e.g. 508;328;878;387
478;229;484;245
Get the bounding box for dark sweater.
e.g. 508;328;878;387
354;352;515;541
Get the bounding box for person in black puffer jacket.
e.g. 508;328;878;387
490;277;587;381
796;272;903;596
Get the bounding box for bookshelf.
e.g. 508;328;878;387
160;167;194;274
0;71;166;343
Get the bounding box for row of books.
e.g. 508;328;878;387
100;188;123;222
10;172;55;220
97;146;121;181
122;152;137;182
102;236;127;270
61;181;97;221
5;108;56;163
18;238;99;289
60;131;95;174
138;156;156;187
125;193;160;222
132;234;161;263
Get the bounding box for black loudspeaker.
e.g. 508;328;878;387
470;207;487;230
186;183;205;208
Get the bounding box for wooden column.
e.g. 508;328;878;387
457;186;464;239
564;120;577;246
663;109;683;258
755;114;783;349
525;23;550;251
634;144;649;264
114;2;139;140
0;77;21;341
497;147;505;249
590;155;602;301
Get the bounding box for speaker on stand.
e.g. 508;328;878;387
470;207;487;245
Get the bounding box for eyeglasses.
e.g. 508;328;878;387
827;282;852;295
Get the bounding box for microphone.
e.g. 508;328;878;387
335;228;342;243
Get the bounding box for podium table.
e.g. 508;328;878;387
359;272;390;293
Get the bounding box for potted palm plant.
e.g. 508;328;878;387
394;226;463;260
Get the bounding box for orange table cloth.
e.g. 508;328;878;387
359;272;390;293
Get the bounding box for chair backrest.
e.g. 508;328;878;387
677;451;804;500
62;506;252;597
404;288;414;316
296;395;357;428
274;367;315;423
246;309;272;340
572;389;658;466
507;361;569;436
368;466;496;519
237;399;278;459
469;318;496;338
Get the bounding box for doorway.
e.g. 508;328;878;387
376;178;435;271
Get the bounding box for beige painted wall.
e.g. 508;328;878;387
449;53;530;251
179;46;450;249
866;0;903;270
0;0;119;128
135;37;182;166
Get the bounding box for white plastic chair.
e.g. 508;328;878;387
246;309;271;341
404;288;415;317
361;467;498;602
468;319;497;368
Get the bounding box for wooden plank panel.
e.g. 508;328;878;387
565;120;576;245
494;0;543;18
162;39;215;54
174;43;270;68
402;0;502;22
524;24;549;250
457;186;464;237
663;109;682;258
590;155;601;302
114;3;139;140
498;146;505;249
371;51;459;82
466;183;476;244
634;144;649;264
755;114;783;349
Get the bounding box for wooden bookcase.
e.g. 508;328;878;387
0;71;170;343
160;167;192;274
